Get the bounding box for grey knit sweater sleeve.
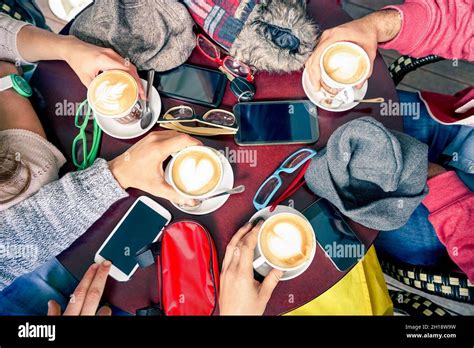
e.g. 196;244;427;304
0;159;128;291
0;13;30;63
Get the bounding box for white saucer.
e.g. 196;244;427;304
249;205;316;281
94;78;161;139
48;0;93;22
164;152;234;215
302;68;368;112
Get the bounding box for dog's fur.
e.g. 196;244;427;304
231;0;321;73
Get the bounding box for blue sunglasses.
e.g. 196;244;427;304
253;148;317;211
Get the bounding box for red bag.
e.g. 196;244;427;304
135;221;219;316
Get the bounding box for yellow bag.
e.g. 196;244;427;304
285;246;393;315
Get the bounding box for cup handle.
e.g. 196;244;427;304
253;256;266;269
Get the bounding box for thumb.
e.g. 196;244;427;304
259;269;283;303
366;52;376;81
156;182;196;206
47;300;62;316
96;305;112;316
355;51;375;90
356;64;373;90
306;62;321;92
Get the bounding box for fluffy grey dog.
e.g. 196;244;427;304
232;0;321;73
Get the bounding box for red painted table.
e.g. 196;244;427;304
29;0;401;315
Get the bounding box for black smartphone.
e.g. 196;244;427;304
233;100;319;146
156;64;227;108
302;199;366;272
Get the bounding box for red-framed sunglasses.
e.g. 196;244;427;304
269;161;312;212
196;33;255;82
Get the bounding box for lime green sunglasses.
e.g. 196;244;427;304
72;100;102;170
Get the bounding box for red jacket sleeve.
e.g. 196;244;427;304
423;171;474;282
379;0;473;60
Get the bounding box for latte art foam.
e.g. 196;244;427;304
88;70;138;116
260;214;314;269
323;43;368;85
172;150;222;196
267;223;304;258
94;81;128;112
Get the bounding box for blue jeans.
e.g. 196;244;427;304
0;258;129;315
0;258;78;315
375;90;473;266
375;204;448;266
443;126;474;190
399;91;474;189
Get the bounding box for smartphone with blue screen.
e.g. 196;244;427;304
95;197;171;281
233;100;319;146
303;199;366;272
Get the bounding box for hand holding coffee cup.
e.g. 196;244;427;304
88;70;143;124
219;220;283;315
108;131;202;206
306;9;404;94
305;19;378;93
317;42;371;108
61;37;145;98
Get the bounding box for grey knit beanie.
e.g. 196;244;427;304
305;117;429;231
70;0;195;71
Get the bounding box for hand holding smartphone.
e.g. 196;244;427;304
95;197;171;281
